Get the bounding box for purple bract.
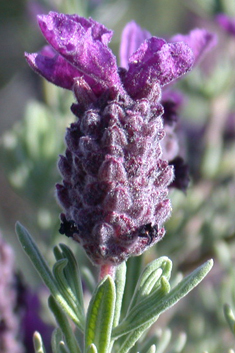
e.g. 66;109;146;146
25;12;213;265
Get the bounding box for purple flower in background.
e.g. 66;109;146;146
25;12;203;266
22;289;53;353
0;234;53;353
216;13;235;36
0;235;24;353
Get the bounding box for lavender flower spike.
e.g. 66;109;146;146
26;12;194;266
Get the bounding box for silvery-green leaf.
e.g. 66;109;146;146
59;243;85;313
49;295;82;353
167;332;187;353
154;329;171;353
113;262;127;327
113;260;213;338
116;278;171;353
52;258;84;326
224;303;235;336
33;332;47;353
121;256;143;315
118;320;156;353
85;275;115;353
86;344;98;353
146;345;156;353
59;341;70;353
16;222;82;329
51;328;64;353
127;257;172;313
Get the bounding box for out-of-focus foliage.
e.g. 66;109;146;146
1;0;235;352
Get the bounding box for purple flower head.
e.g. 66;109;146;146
25;12;195;265
216;13;235;36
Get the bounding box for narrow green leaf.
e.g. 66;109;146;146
16;222;58;293
121;276;171;333
118;319;156;353
59;244;85;314
154;329;171;353
33;332;47;353
113;259;213;338
146;345;156;353
85;275;116;353
139;335;158;353
59;341;70;353
16;222;83;330
224;304;235;335
113;262;127;327
167;332;187;353
127;257;172;313
121;256;143;315
86;344;98;353
52;258;84;326
51;328;64;353
49;295;82;353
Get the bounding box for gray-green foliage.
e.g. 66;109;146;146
16;222;213;353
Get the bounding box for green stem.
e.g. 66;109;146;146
99;263;116;281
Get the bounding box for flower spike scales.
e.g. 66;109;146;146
25;12;216;267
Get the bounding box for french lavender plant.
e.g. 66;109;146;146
16;11;214;353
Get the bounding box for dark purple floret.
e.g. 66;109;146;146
169;157;190;192
25;12;198;265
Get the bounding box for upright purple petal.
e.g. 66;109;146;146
63;14;113;45
37;12;123;92
123;37;194;98
171;28;217;65
216;13;235;36
120;21;151;68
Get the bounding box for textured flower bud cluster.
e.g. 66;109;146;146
57;79;173;264
25;12;216;265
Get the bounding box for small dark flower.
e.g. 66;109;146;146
25;12;197;265
169;157;190;192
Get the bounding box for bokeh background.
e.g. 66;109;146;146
1;0;235;352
